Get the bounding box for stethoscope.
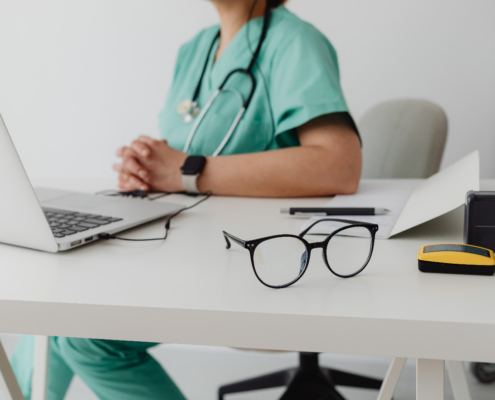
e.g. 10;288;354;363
178;4;271;157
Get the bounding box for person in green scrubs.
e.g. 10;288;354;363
11;1;362;399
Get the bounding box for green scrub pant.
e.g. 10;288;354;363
11;335;187;400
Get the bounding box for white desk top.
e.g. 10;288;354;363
1;179;494;363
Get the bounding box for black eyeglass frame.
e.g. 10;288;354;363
223;218;379;289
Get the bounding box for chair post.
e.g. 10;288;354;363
299;352;320;373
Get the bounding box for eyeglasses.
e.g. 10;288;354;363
223;219;378;289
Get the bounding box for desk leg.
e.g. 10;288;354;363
31;336;49;400
377;357;407;400
446;361;472;400
417;359;444;400
0;338;24;400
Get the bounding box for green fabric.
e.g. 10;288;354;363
159;6;349;156
11;336;186;400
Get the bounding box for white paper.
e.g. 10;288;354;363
300;151;480;239
300;181;415;239
390;150;480;236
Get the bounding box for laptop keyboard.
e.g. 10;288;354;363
43;208;123;238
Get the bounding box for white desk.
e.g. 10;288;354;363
0;179;494;400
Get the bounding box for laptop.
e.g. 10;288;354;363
0;114;183;252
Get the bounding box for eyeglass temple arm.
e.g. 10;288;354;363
298;218;363;238
223;231;247;249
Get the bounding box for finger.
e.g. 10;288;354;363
119;173;149;191
119;173;145;188
138;135;160;147
113;163;123;173
118;172;130;183
117;146;140;159
118;181;142;191
131;140;152;158
118;181;131;191
123;157;149;180
128;175;149;191
118;177;132;191
123;147;139;158
116;146;129;157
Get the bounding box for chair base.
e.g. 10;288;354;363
219;352;383;400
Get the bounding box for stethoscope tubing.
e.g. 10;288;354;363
213;107;246;157
183;89;221;154
219;68;256;108
182;3;271;156
183;87;246;156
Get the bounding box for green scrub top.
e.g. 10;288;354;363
159;6;351;156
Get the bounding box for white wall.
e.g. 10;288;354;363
1;0;494;181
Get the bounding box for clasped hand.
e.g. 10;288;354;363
113;136;188;192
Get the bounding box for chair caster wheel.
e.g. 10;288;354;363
471;362;495;384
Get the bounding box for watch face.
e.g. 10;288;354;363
181;156;206;175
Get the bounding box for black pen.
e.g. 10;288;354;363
280;207;390;216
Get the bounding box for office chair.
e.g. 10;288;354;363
360;98;448;179
218;99;448;400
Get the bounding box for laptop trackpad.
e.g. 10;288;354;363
43;194;120;211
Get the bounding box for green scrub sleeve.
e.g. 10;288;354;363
269;27;350;145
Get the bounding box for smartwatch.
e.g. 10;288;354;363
180;155;206;193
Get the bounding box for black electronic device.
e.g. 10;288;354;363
464;191;495;252
180;155;206;176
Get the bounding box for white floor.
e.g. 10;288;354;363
1;334;494;400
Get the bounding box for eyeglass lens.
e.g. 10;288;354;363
325;226;372;276
253;236;307;287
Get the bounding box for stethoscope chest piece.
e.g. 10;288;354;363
177;99;200;124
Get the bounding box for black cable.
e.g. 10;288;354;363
97;190;212;242
96;189;206;199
